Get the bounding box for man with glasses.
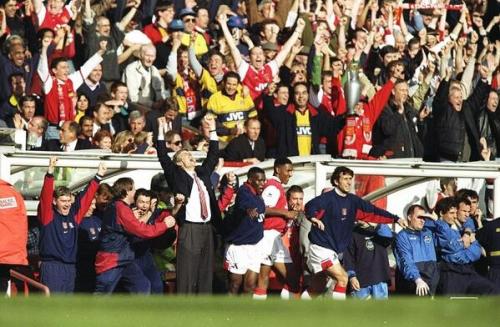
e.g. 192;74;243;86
180;8;208;57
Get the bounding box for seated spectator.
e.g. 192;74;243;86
223;118;266;163
164;130;183;153
78;116;94;143
133;131;156;155
145;98;181;141
25;116;49;151
45;121;92;152
129;110;146;135
112;130;136;154
188;135;209;152
430;197;499;295
122;44;167;109
92;102;125;136
75;93;91;123
93;129;113;151
10;95;37;130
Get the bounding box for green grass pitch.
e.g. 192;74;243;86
1;296;499;326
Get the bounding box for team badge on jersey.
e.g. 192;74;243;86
424;235;432;244
365;238;374;251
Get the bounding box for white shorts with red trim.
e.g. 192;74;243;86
224;242;263;275
307;244;340;274
258;229;292;266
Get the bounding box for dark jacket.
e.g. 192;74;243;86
156;137;221;229
431;80;490;162
146;109;182;141
43;138;93;151
373;101;424;158
476;104;500;159
264;95;345;157
223;134;266;162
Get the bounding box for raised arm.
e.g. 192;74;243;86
37;157;57;226
37;37;54;95
273;18;305;67
116;0;140;32
69;39;106;89
217;13;243;68
73;163;106;225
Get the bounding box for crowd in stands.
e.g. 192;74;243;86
0;0;500;298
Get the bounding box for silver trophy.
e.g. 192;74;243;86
345;69;362;116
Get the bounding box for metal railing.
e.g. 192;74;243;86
2;150;500;216
8;269;50;297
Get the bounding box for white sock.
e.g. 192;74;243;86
280;288;290;300
253;293;267;300
301;290;312;300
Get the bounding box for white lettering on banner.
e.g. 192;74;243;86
0;196;17;209
226;112;245;121
296;126;312;135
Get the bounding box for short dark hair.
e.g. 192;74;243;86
112;178;134;200
286;185;303;200
456;188;479;201
330;166;354;185
66;121;80;135
435;197;457;216
110;81;127;94
248;167;265;179
20;95;37;107
223;71;240;83
154;0;174;18
96;183;113;201
150;173;170;193
79;115;93;126
163;98;179;113
50;57;68;70
8;72;24;84
134;188;151;202
293;81;309;91
274;157;292;170
406;204;425;217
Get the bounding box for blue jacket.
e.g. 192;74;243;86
461;217;476;232
37;174;100;264
426;219;481;264
394;227;437;282
225;183;265;245
305;189;399;253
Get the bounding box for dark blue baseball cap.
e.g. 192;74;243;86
168;19;185;31
227;15;245;29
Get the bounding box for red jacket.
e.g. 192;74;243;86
336;80;394;159
0;180;27;265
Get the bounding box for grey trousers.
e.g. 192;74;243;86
176;222;214;294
